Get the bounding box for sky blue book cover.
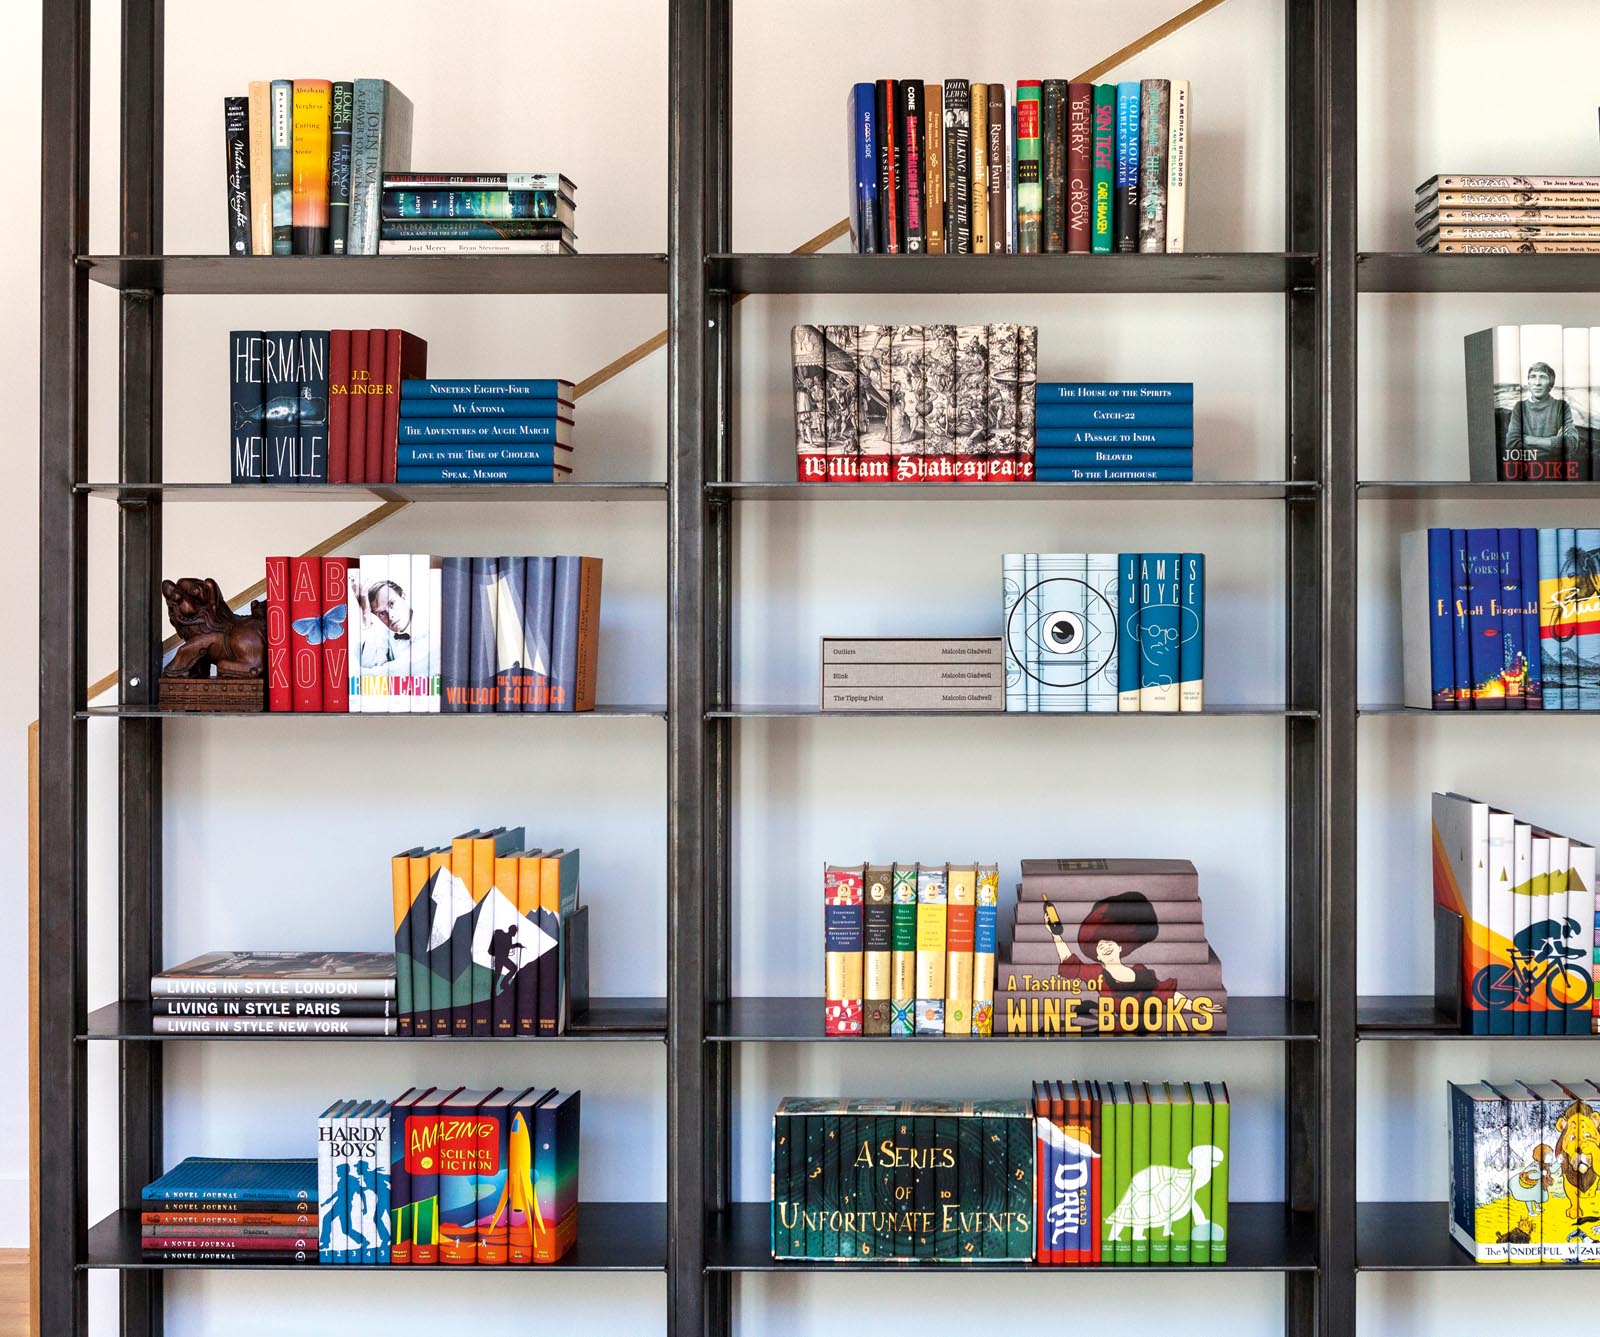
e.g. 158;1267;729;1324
1086;552;1119;713
1002;553;1027;712
1033;553;1086;713
1538;527;1562;709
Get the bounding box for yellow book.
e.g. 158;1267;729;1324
944;865;977;1035
914;864;948;1034
290;79;332;253
970;85;990;254
247;81;272;254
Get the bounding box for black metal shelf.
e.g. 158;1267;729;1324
709;481;1318;502
80;482;667;503
1355;1203;1475;1270
79;705;668;720
708;252;1317;294
84;1203;667;1271
1358;704;1596;717
706;1202;1318;1272
1358;252;1600;293
709;704;1318;719
1357;995;1599;1039
82;1000;666;1043
708;996;1316;1042
1359;480;1600;500
79;253;670;295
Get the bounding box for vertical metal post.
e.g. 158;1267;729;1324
38;1;91;1333
119;3;164;1334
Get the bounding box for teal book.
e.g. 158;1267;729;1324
1138;553;1182;711
1004;1101;1034;1258
935;1111;960;1257
146;1156;317;1205
1180;553;1205;711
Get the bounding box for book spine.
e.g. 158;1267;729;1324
269;80;292;254
1208;1085;1230;1263
889;326;925;469
437;558;469;712
1114;81;1140;253
381;190;570;220
969;83;988;255
1037;403;1194;427
1014;82;1041;252
326;330;350;483
1037;380;1195;402
399;420;567;445
533;1093;580;1262
861;868;893;1035
288;556;323;711
890;865;917;1035
1169;1089;1192;1262
320;556;349;713
1559;527;1580;703
378;238;573;256
521;556;555;711
945;80;971;253
1129;1091;1150;1264
391;857;413;1037
1034;467;1194;482
396;466;569;484
1422;529;1457;709
1090;84;1116;253
348;80;384;255
224;97;251;256
1118;552;1141;711
987;83;1006;253
1149;1091;1171;1263
1002;553;1027;710
1040;80;1064;252
229;332;264;482
1036;448;1193;467
1538;528;1563;709
1139;554;1180;711
296;331;329;482
823;865;864;1035
1166;79;1189;252
792;325;827;480
890;79;907;252
326;83;353;255
378;218;573;241
1138;79;1170;252
1465;528;1506;708
262;330;298;483
901;78;925;253
383;330;427;482
1007;102;1017;254
290;80;331;255
874;80;898;254
1581;528;1600;709
849;84;878;252
1450;529;1473;705
364;328;387;482
1179;553;1204;712
493;557;527;711
943;867;976;1034
1084;551;1118;713
1065;83;1092;253
1038;427;1194;447
971;865;998;1034
1499;526;1527;708
247;82;272;254
923;82;945;253
1017;326;1037;472
914;866;948;1033
263;555;290;713
468;558;498;714
388;1100;411;1262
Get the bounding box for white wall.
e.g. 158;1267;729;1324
5;0;1599;1330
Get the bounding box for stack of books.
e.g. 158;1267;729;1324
229;327;428;484
846;77;1189;255
1035;381;1194;481
142;1159;317;1263
1432;793;1596;1037
263;552;602;714
822;863;1000;1037
1002;552;1205;713
222;80;411;256
1449;1079;1600;1263
378;172;576;255
1033;1080;1231;1265
398;378;574;483
150;951;398;1036
995;859;1228;1035
1416;175;1600;254
390;836;582;1038
818;636;1003;712
1465;325;1595;482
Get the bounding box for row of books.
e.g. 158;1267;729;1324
229;328;427;484
818;636;1004;712
846;78;1188;255
263;553;602;714
142;1158;317;1262
391;832;581;1038
1033;1079;1230;1264
1449;1080;1600;1262
823;863;999;1036
1416;175;1600;254
379;172;578;255
150;951;396;1036
1403;527;1600;711
321;1086;580;1265
1002;553;1205;713
1432;794;1596;1037
1034;381;1195;481
222;80;411;257
792;323;1038;483
1465;325;1599;482
397;379;574;483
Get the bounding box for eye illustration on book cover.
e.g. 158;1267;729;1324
1004;562;1116;708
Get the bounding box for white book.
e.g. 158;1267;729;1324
1563;326;1590;475
316;1098;346;1263
354;555;388;714
1567;841;1596;1035
1544;834;1570;1036
346;561;364;714
1025;553;1039;713
1034;553;1085;713
428;561;442;712
1085;552;1119;712
1435;793;1489;1027
1400;531;1435;709
1002;553;1027;712
385;555;414;712
409;554;433;714
1165;79;1189;252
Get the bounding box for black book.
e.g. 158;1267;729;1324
1041;79;1066;253
294;331;328;482
899;78;924;253
262;330;298;484
1115;88;1140;253
229;331;264;483
944;79;972;254
223;97;250;257
439;557;470;712
874;79;898;254
328;82;354;255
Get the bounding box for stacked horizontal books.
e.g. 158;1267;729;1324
378;172;576;255
390;835;583;1037
1416;175;1600;254
1002;552;1205;713
1036;381;1194;481
263;552;601;714
822;863;1000;1037
1449;1079;1600;1263
229;327;428;484
819;637;1003;712
846;77;1189;254
142;1158;317;1263
1033;1079;1231;1265
151;951;398;1036
995;859;1228;1035
398;379;574;483
1432;793;1595;1037
793;323;1038;482
222;79;410;256
1465;324;1596;481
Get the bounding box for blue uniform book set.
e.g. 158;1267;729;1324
398;379;575;483
1034;382;1194;481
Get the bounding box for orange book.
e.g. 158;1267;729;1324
290;79;332;253
538;850;579;1034
390;849;419;1037
427;846;453;1035
407;850;434;1036
573;557;603;712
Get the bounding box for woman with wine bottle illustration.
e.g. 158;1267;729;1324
1041;889;1180;998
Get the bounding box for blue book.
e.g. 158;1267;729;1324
144;1157;317;1204
1036;403;1194;428
398;418;569;444
1115;82;1140;251
1427;529;1456;710
229;331;264;482
439;558;470;713
1036;427;1194;447
1138;554;1181;710
396;465;570;484
1560;528;1580;707
1465;529;1505;710
296;331;329;482
1035;467;1193;482
1520;527;1543;709
1035;447;1193;468
850;83;879;253
1036;381;1193;402
402;378;574;399
398;396;569;419
468;558;498;714
269;80;292;254
262;330;299;483
328;82;354;254
1450;529;1473;708
1579;529;1600;710
1500;527;1529;709
1539;527;1562;709
1117;553;1140;711
397;444;565;466
522;556;555;713
1180;554;1204;711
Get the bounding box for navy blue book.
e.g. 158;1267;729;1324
328;83;354;255
1037;426;1193;447
396;465;571;484
850;82;879;253
229;331;264;482
1036;382;1193;402
551;556;582;713
1520;527;1542;709
397;444;567;466
1036;403;1193;428
1035;466;1193;482
468;557;498;714
1413;528;1456;710
398;396;570;419
1114;81;1140;253
1465;528;1505;710
1180;553;1205;711
262;330;299;483
522;556;555;713
1450;529;1472;707
439;557;470;713
401;378;574;400
398;418;571;445
1500;526;1529;710
143;1158;316;1204
1138;553;1181;710
1035;447;1193;469
295;331;329;482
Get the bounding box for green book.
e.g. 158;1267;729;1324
1113;1083;1133;1265
1191;1086;1213;1265
834;1112;856;1257
912;1114;935;1258
1207;1082;1230;1264
890;865;917;1035
1090;83;1117;254
771;1107;792;1256
1169;1082;1194;1265
1094;1080;1114;1264
1130;1083;1151;1265
1005;1101;1034;1258
980;1102;1010;1260
1016;82;1043;253
957;1108;983;1260
1148;1082;1171;1265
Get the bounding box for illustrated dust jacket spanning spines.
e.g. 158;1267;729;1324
824;865;865;1035
792;325;827;481
889;325;926;474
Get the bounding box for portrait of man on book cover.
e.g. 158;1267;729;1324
355;574;430;671
1506;359;1579;462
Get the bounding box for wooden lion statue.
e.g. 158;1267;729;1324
161;577;266;679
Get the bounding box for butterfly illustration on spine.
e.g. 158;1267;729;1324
293;602;347;645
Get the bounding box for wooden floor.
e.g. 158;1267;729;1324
0;1251;30;1337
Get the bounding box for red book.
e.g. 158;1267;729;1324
363;329;387;484
327;330;351;483
1064;1082;1081;1264
1066;83;1093;253
288;555;324;712
321;555;349;712
1089;1083;1103;1264
380;330;429;483
346;332;370;483
1032;1082;1050;1264
265;556;291;712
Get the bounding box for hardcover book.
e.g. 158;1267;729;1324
924;82;944;254
1015;81;1042;253
290;80;332;254
224;97;250;255
792;325;826;480
1114;82;1140;253
824;865;865;1035
1065;83;1092;253
863;866;894;1035
347;81;414;256
915;864;948;1034
944;80;972;253
328;82;353;254
890;864;917;1035
1137;80;1170;252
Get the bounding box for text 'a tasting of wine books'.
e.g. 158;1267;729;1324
1432;793;1596;1036
1416;175;1600;254
846;77;1189;255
